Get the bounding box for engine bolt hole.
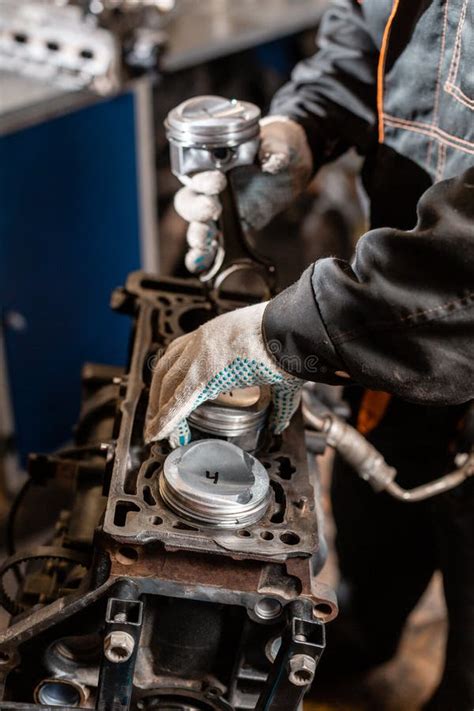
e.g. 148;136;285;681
280;531;300;545
115;546;139;565
80;48;95;60
206;687;221;697
238;529;251;537
313;602;333;618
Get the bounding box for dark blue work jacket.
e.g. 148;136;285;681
264;0;474;405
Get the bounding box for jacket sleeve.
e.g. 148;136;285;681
263;169;474;406
270;0;380;168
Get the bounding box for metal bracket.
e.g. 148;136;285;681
96;591;143;711
255;601;325;711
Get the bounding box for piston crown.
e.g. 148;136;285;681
165;95;261;148
160;440;270;528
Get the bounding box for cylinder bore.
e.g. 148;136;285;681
35;678;84;707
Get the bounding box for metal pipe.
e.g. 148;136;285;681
385;468;473;502
302;404;474;502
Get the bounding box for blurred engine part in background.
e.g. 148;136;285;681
0;0;175;94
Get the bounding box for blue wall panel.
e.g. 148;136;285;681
0;91;142;461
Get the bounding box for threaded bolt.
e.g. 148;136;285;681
103;631;135;663
288;654;316;686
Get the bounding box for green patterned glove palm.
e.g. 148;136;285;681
145;302;304;448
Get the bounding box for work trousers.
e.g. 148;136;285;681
331;392;473;710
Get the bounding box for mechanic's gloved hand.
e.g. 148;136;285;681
174;117;313;274
145;302;305;448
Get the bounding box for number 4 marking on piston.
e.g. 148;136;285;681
206;470;219;484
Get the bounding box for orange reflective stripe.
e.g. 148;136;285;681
357;390;392;435
377;0;401;143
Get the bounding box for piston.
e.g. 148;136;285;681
160;439;271;528
165;95;261;177
188;386;271;452
165;94;275;296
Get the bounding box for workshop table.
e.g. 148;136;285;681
162;0;328;72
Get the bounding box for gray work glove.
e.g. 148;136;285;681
145;302;305;448
173;117;313;274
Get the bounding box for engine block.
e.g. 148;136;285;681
0;271;336;711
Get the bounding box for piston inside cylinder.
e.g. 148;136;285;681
188;386;271;452
160;439;271;528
